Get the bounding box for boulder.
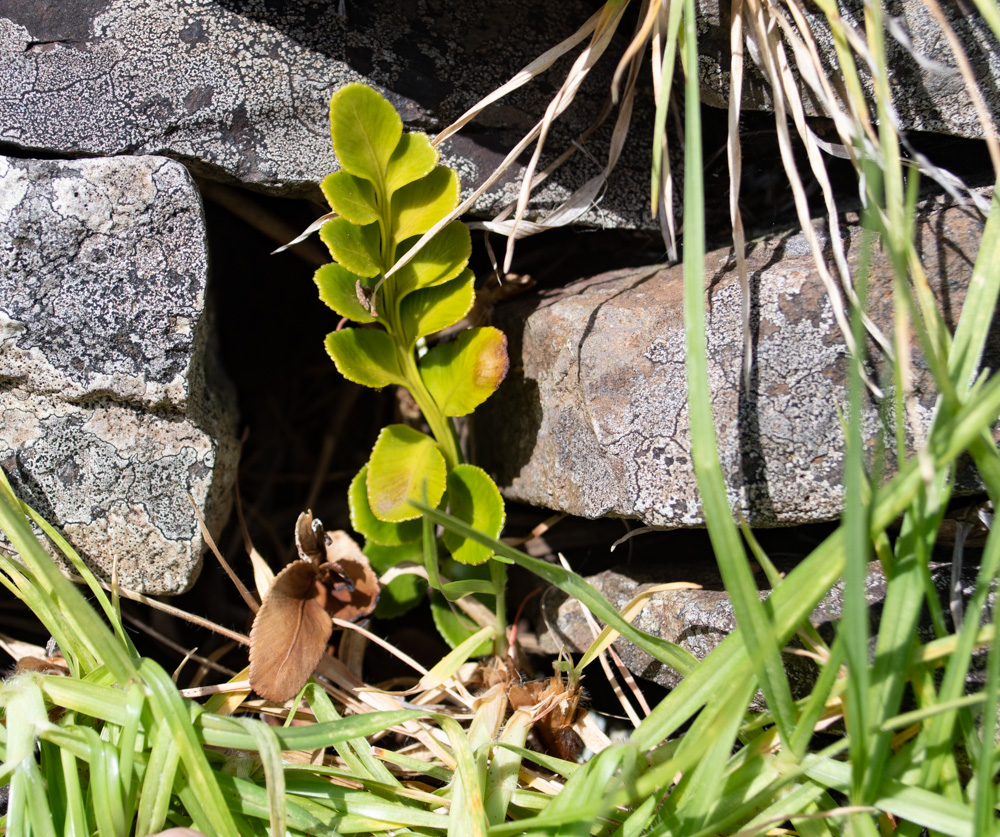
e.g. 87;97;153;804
475;192;996;527
696;0;1000;140
0;154;239;594
0;0;661;228
539;557;988;699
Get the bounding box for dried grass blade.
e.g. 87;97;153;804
576;582;700;671
491;43;643;245
203;665;253;717
650;0;682;256
190;495;259;613
332;616;431;677
100;579;250;647
763;18;892;359
385;120;546;280
611;0;660;100
504;1;630;269
432;8;603;148
806;0;879;139
744;0;885;393
779;0;873;150
271;212;335;255
233;478;274;599
921;0;1000;174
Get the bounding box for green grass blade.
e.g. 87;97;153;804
19;759;58;837
214;773;334;833
440;713;489;837
198;708;427;752
20;499;137;659
59;743;88;836
803;756;973;837
635;363;1000;751
139;659;238;837
0;551;95;678
304;682;402;788
117;681;146;815
947;186;1000;390
239;717;287;837
662;680;758;832
492;743;580;780
679;0;796;746
790;635;846;758
610;792;658;837
973;577;1000;835
135;724;181;837
483;712;528;825
841;222;872;803
39;677;131;726
79;726;126;837
413;501;698;677
0;467;136;683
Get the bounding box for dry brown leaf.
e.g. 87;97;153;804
248;560;333;703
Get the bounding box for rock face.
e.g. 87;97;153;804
476;194;996;527
539;558;986;699
0;0;660;228
0;154;239;594
697;0;1000;141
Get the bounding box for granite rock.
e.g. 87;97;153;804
0;154;239;594
0;0;663;228
476;193;996;526
697;0;1000;140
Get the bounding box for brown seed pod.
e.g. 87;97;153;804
295;510;327;565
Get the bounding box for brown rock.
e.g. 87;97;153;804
476;192;996;527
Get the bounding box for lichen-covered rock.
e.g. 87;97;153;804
696;0;1000;140
539;558;986;700
0;0;661;228
476;193;996;526
0;154;239;594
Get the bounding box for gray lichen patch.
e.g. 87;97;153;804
0;390;230;593
0;153;238;594
0;0;670;228
0;155;208;410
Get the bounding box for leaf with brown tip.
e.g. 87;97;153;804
248;560;333;702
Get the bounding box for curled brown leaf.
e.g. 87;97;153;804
321;530;380;623
249;516;380;702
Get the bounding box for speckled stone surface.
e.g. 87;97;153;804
476;192;997;527
697;0;1000;140
539;558;988;700
0;0;665;228
0;154;239;594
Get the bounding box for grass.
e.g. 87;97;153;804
2;0;1000;834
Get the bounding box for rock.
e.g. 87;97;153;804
539;557;988;699
476;192;996;526
0;154;239;594
0;0;662;228
696;0;1000;140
